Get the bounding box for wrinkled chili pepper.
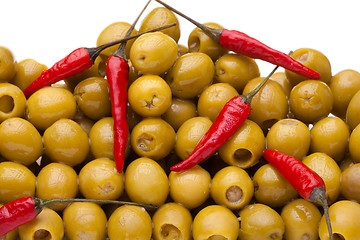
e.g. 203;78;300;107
263;149;333;240
0;196;157;237
22;23;176;98
171;64;280;172
106;0;152;173
155;0;321;80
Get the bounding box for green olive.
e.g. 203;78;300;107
266;118;311;161
318;200;360;240
281;199;321;240
0;46;17;83
346;89;360;131
210;166;253;210
128;74;172;117
177;44;188;57
73;110;95;136
218;119;265;168
188;23;227;62
289;80;333;124
125;157;169;206
330;69;360;118
166;52;215;99
253;164;298;208
0;83;26;123
43;119;89;167
11;59;47;91
270;72;292;97
130;32;178;75
310;116;350;162
243;77;288;130
339;155;355;172
0;117;42;165
152;202;192;240
215;53;260;92
197;83;239;122
302;152;341;204
239;203;285;240
36;163;78;211
349;123;360;163
340;163;360;202
162;98;197;131
193;205;239;240
130;118;175;160
79;158;124;200
26;86;77;130
89;117;114;159
175;117;212;161
139;7;180;42
169;165;211;209
285;48;332;86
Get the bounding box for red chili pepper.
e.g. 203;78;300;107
155;0;321;80
22;23;176;98
106;0;151;173
263;149;333;240
0;196;157;237
171;64;279;172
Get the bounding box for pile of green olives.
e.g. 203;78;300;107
1;5;360;240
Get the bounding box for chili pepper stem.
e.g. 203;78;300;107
309;187;333;240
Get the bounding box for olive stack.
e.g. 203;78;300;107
0;3;360;240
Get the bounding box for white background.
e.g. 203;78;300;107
1;0;359;76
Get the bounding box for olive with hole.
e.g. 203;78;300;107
346;89;360;131
152;202;192;240
162;98;197;131
340;163;360;202
210;166;253;210
0;46;17;83
215;53;260;92
11;59;48;91
169;165;211;209
0;83;26;123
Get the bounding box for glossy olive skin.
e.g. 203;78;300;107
346;89;360;131
166;52;215;99
0;117;42;165
197;83;239;122
26;86;77;130
73;110;95;135
63;202;107;240
130;32;178;75
281;199;321;240
0;46;17;83
349;124;360;163
162;98;197;131
218;119;265;168
302;153;341;204
285;48;332;86
152;202;192;240
0;83;26;122
239;203;285;240
0;204;18;239
330;69;360;117
243;77;288;129
210;166;253;210
177;44;188;57
128;74;172;117
44;119;89;167
310;116;350;162
188;22;227;62
289;80;333;124
270;72;292;97
74;77;111;120
131;118;175;160
175;117;212;161
0;161;36;203
79;158;124;200
169;165;211;209
192;205;239;240
89;117;114;159
19;208;64;240
318;200;360;240
339;156;355;172
215;53;260;92
11;59;48;91
108;205;152;240
341;163;360;202
125;157;169;206
266;118;311;161
139;7;180;42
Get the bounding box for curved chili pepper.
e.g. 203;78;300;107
155;0;321;80
263;149;333;240
171;65;279;172
22;22;176;98
0;196;157;237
